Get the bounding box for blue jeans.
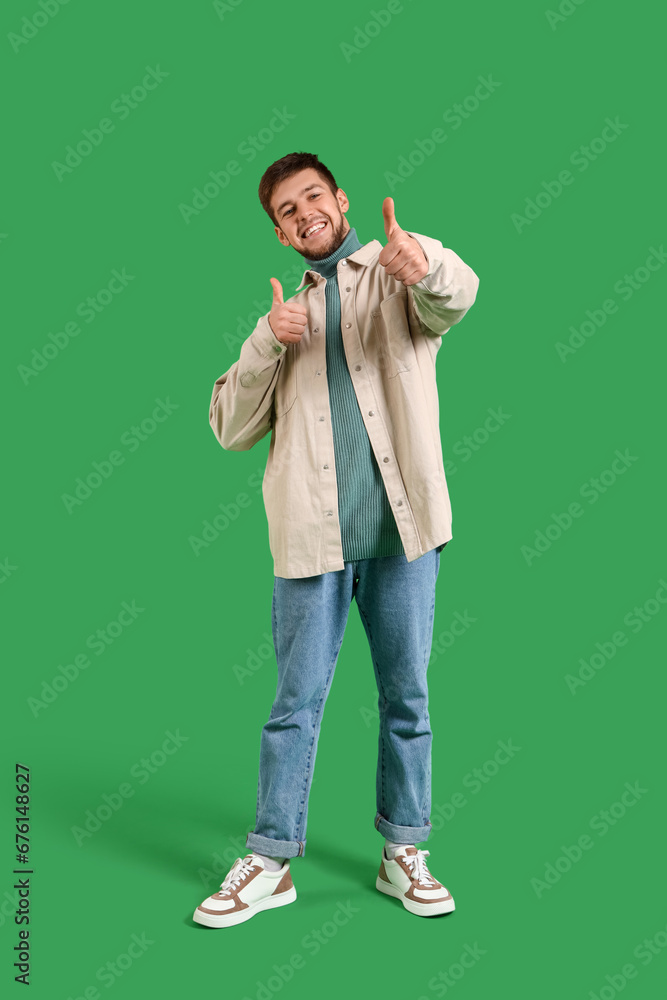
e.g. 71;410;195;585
245;545;444;859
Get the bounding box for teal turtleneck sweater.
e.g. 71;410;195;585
303;226;405;562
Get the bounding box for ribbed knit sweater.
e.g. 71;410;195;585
304;227;405;562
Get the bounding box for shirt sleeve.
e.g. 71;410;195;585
404;231;480;338
209;313;287;451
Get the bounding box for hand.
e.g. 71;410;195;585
378;197;429;286
268;278;308;345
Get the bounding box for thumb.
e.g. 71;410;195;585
382;196;400;240
269;277;283;307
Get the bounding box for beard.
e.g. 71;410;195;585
291;212;350;261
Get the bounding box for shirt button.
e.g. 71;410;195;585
316;371;321;375
323;464;329;470
346;287;351;292
318;416;325;422
397;500;403;506
383;457;389;463
314;328;319;333
354;364;361;371
326;510;333;516
345;323;351;329
368;410;375;416
341;260;347;266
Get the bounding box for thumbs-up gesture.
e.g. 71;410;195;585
378;197;429;286
268;278;308;344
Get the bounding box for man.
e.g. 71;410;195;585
194;152;479;928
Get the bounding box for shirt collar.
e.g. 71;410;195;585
294;230;382;291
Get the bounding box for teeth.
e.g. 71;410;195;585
304;222;326;237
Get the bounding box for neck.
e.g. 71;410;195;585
304;227;363;278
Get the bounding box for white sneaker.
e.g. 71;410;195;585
376;846;455;917
193;853;296;928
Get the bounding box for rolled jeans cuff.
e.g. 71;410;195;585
246;830;306;859
374;812;432;844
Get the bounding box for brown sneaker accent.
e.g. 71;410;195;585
196;856;264;914
194;854;297;927
394;851;445;889
197;896;248;915
392;850;452;904
404;882;452;904
272;868;293;895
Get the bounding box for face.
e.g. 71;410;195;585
271;168;351;260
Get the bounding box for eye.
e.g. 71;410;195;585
283;193;320;218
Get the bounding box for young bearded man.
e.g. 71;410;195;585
194;151;479;927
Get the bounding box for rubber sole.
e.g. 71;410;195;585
193;885;297;928
376;876;455;917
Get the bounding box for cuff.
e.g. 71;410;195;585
251;313;287;359
405;231;438;292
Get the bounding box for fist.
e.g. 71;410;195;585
268;278;308;345
378;197;429;286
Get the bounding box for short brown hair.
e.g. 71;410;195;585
258;152;339;228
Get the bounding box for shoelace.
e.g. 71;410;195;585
405;849;437;886
218;857;257;896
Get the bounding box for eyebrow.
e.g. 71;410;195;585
275;184;323;217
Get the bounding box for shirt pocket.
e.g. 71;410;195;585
371;292;415;378
274;348;298;417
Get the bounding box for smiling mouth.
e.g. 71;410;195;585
303;221;328;239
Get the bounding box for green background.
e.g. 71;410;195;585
3;0;666;997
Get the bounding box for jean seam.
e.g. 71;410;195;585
356;601;387;818
294;626;346;841
260;581;279;824
421;574;437;823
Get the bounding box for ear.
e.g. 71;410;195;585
335;188;350;214
274;225;291;247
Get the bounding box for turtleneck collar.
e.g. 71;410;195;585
303;226;363;279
